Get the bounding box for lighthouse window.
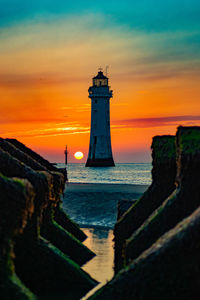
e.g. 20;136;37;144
95;100;97;104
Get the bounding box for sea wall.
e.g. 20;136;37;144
89;126;200;299
0;139;97;299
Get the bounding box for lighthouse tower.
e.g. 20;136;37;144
85;69;115;167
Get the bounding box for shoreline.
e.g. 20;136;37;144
65;182;149;193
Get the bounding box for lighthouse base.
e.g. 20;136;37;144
85;158;115;167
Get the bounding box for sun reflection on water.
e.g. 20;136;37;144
81;227;114;299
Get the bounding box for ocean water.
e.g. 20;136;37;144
60;163;152;297
58;163;152;185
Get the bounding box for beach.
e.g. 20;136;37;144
62;182;149;292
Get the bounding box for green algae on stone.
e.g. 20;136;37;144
0;147;53;238
177;126;200;154
0;174;36;299
41;218;95;266
54;206;87;242
152;135;176;161
125;126;200;264
14;236;98;299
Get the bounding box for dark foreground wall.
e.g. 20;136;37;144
0;138;97;299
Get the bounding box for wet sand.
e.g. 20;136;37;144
65;182;149;193
63;183;149;229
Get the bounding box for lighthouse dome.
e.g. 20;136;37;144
93;71;108;87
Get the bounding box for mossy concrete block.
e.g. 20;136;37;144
89;206;200;300
6;138;58;172
0;138;47;172
41;219;95;266
6;138;68;181
14;236;98;299
54;206;87;242
5;139;67;182
177;126;200;155
50;171;65;203
0;139;65;206
114;135;176;273
1;138;69;233
0;147;53;238
0;174;36;299
125;126;200;263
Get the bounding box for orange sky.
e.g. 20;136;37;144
0;12;200;163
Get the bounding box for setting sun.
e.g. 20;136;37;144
74;151;84;160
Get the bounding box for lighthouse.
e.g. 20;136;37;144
85;69;115;167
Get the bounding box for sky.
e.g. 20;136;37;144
0;0;200;163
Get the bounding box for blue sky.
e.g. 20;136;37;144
1;0;200;31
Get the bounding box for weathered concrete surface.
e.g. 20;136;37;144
125;126;200;263
14;236;97;299
117;200;136;220
6;138;68;182
0;147;52;238
41;213;95;266
6;138;58;172
0;174;36;299
54;206;87;242
114;135;176;273
0;138;47;172
89;205;200;300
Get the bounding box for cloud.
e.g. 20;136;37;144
114;115;200;129
0;73;87;88
0;122;90;138
0;12;200;89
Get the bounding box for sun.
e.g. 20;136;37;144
74;151;84;160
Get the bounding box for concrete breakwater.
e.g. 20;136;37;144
88;126;200;300
0;138;97;299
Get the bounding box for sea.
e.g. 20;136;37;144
64;163;152;185
57;163;152;299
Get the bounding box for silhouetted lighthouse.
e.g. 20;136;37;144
86;69;115;167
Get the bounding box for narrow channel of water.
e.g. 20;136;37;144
81;227;114;299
